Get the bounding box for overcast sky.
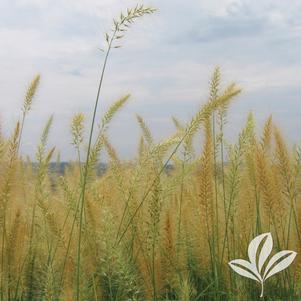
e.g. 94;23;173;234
0;0;301;160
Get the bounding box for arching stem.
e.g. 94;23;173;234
260;281;264;298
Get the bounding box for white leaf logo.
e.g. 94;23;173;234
228;232;297;298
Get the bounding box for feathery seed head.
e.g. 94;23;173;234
23;74;40;114
71;113;85;147
103;5;156;50
101;94;130;130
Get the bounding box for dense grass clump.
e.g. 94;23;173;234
1;5;301;301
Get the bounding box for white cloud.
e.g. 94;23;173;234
198;0;242;17
0;0;301;159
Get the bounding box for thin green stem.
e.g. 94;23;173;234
152;236;157;301
76;31;116;301
177;155;185;259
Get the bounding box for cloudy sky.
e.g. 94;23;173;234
0;0;301;160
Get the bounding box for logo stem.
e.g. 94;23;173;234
260;281;264;298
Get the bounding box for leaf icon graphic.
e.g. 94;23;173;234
248;232;272;272
228;259;262;282
263;250;297;281
228;232;297;298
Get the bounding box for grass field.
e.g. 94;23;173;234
1;5;301;301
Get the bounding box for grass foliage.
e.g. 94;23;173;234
0;5;301;301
